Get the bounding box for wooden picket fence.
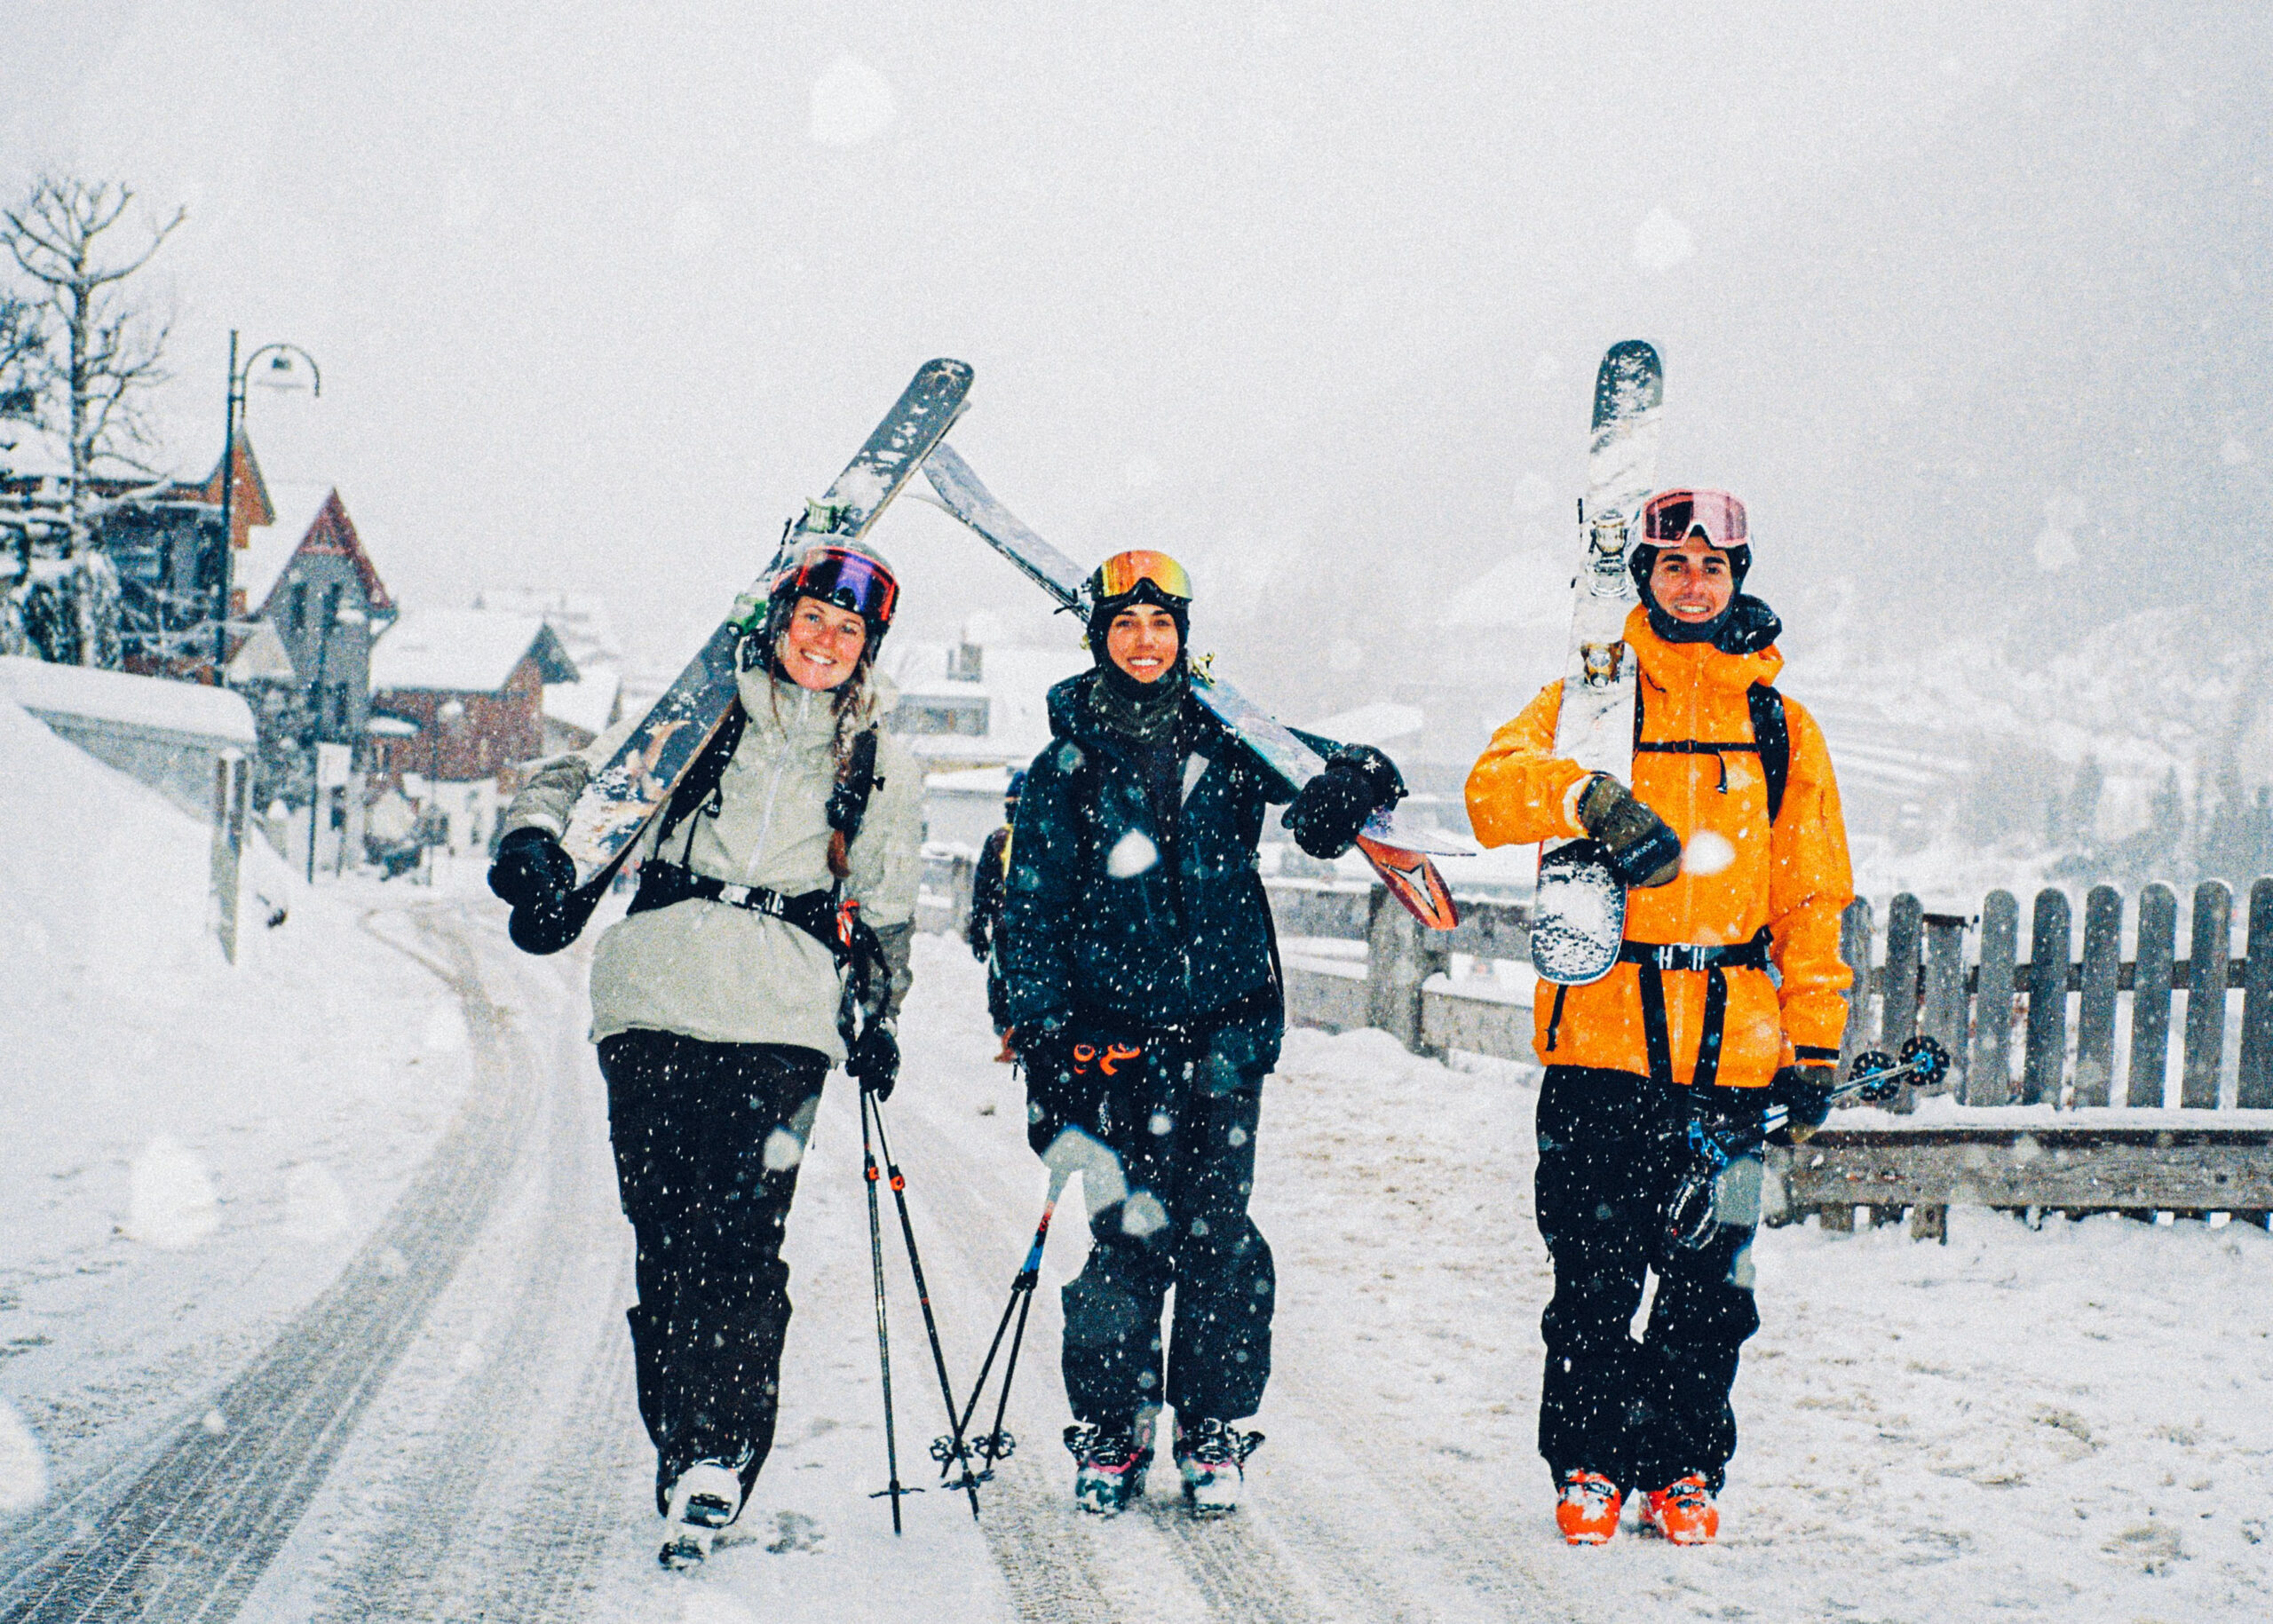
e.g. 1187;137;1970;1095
920;852;2273;1236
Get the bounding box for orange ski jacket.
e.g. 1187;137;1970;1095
1465;607;1855;1089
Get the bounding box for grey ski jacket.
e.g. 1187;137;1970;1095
501;667;923;1062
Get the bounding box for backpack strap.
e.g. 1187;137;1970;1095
1747;684;1789;824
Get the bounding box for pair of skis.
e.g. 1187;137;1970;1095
558;360;1462;930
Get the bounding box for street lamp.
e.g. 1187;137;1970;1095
214;331;321;670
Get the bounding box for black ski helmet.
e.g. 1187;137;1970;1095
1004;768;1026;813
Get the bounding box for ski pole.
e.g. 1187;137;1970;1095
865;1092;985;1520
860;1086;915;1531
942;1168;1068;1484
1667;1036;1951;1250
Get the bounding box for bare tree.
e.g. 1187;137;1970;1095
0;291;41;421
2;178;184;663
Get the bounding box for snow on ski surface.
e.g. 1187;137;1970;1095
1;697;2269;1617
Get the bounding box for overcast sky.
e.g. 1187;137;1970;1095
4;1;2266;703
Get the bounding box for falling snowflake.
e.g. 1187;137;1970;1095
1633;207;1696;273
1107;830;1159;877
810;57;898;148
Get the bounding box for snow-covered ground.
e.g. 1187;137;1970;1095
0;697;479;1534
3;699;2270;1620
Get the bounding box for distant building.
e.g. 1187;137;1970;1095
368;608;579;853
226;479;399;873
0;654;257;821
885;624;1085;774
473;587;626;753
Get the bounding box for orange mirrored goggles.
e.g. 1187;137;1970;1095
1087;549;1192;603
1642;488;1748;548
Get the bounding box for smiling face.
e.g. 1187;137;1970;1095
777;595;869;691
1104;604;1181;683
1648;538;1737;624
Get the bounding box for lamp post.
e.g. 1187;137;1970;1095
214;331;321;671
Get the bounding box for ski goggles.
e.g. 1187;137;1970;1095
1642;489;1748;548
779;544;899;628
1087;549;1192;604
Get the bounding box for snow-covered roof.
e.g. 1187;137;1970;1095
369;609;579;694
0;655;257;746
543;669;622;738
367;714;420;738
235;481;335;612
474;587;626;674
1306;701;1426;746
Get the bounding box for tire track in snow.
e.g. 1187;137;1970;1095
281;909;645;1622
0;906;537;1624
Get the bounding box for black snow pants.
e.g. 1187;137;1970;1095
1535;1065;1762;1496
1058;1010;1279;1429
597;1029;827;1513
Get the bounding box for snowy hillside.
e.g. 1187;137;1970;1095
0;696;479;1521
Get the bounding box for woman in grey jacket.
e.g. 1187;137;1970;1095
487;540;922;1566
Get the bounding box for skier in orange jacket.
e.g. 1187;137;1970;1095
1467;488;1854;1548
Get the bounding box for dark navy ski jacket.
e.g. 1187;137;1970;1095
1002;669;1321;1038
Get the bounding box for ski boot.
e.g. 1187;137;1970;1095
1644;1474;1718;1545
1173;1417;1263;1514
1065;1418;1152;1516
658;1460;743;1569
1555;1469;1622;1545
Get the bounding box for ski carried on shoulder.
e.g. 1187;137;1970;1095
551;360;973;905
1531;340;1663;985
919;443;1462;930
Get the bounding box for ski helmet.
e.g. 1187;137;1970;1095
1083;549;1192;654
764;537;900;653
1004;768;1026;813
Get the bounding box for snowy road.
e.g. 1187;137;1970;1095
9;884;2273;1621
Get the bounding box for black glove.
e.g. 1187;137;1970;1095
1283;745;1406;860
1575;774;1683;889
965;914;993;963
488;826;575;907
1017;1027;1087;1158
848;1023;900;1101
1768;1064;1836;1145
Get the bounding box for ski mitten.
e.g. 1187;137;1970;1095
1283;745;1406;859
488;825;575;907
1575;774;1683;889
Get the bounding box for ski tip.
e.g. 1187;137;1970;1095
1355;835;1460;931
921;357;977;382
1592;341;1663;428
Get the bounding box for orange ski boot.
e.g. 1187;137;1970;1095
1555;1470;1622;1545
1644;1475;1719;1545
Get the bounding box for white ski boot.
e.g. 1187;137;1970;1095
1173;1417;1262;1514
658;1460;743;1569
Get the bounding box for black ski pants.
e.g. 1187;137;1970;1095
1535;1065;1762;1496
597;1029;827;1513
1057;1014;1278;1429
